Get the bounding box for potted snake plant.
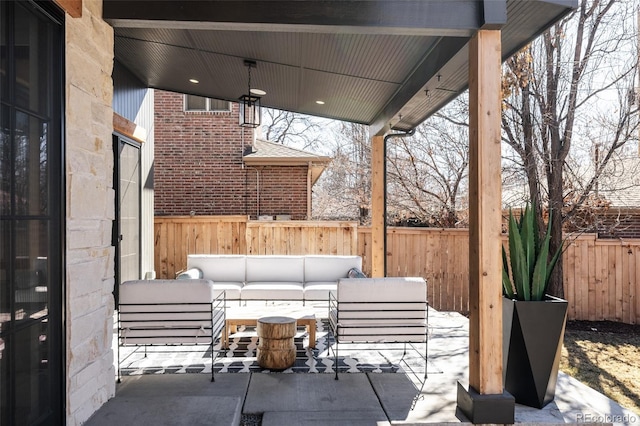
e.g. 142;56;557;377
502;204;568;409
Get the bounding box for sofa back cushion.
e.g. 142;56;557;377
187;254;246;282
304;255;362;282
246;255;304;282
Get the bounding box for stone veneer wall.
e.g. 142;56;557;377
64;1;116;424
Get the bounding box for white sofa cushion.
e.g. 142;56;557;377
187;255;245;299
240;282;304;301
208;282;243;300
245;255;305;283
304;255;362;283
187;254;246;283
303;282;337;301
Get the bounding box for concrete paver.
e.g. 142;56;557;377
85;395;242;426
243;373;386;415
262;410;391;426
86;308;640;426
86;374;250;426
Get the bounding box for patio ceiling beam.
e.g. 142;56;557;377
104;0;485;36
369;0;506;136
368;36;469;137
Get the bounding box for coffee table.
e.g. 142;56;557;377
222;306;316;349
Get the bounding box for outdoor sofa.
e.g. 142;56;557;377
183;254;364;303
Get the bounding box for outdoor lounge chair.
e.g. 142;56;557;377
329;277;428;382
117;279;226;382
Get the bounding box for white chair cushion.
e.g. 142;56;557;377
337;277;426;303
119;279;215;304
120;308;225;345
119;280;224;345
332;277;428;343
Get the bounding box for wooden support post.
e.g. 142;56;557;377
469;27;503;395
371;135;385;277
457;29;514;424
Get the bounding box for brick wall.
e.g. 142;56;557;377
154;90;309;219
585;208;640;239
245;165;309;219
507;207;640;239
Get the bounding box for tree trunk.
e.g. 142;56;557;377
547;162;565;298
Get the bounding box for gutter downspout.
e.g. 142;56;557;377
382;129;415;275
255;168;260;217
307;161;312;219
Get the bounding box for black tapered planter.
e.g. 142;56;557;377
502;295;568;408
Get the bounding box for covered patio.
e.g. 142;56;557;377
97;0;599;423
86;305;636;425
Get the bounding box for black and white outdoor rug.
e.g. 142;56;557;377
119;319;439;376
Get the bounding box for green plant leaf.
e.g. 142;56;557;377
508;209;530;300
505;204;566;301
520;205;536;283
531;227;551;300
502;245;515;298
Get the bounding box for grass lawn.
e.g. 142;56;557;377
560;320;640;415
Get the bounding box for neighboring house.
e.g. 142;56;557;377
502;156;640;239
581;156;640;239
154;90;330;220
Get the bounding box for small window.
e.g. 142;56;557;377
185;95;231;112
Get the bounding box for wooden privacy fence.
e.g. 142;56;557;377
563;234;640;324
154;216;358;278
358;227;471;314
154;216;640;324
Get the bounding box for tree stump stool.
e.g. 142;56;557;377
256;316;297;370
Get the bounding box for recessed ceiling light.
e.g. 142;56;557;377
316;100;325;105
189;78;199;84
250;88;267;96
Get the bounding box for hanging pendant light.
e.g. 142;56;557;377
239;60;264;128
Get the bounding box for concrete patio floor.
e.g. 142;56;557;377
86;308;639;426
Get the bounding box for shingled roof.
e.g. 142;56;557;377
243;138;331;184
597;156;640;208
